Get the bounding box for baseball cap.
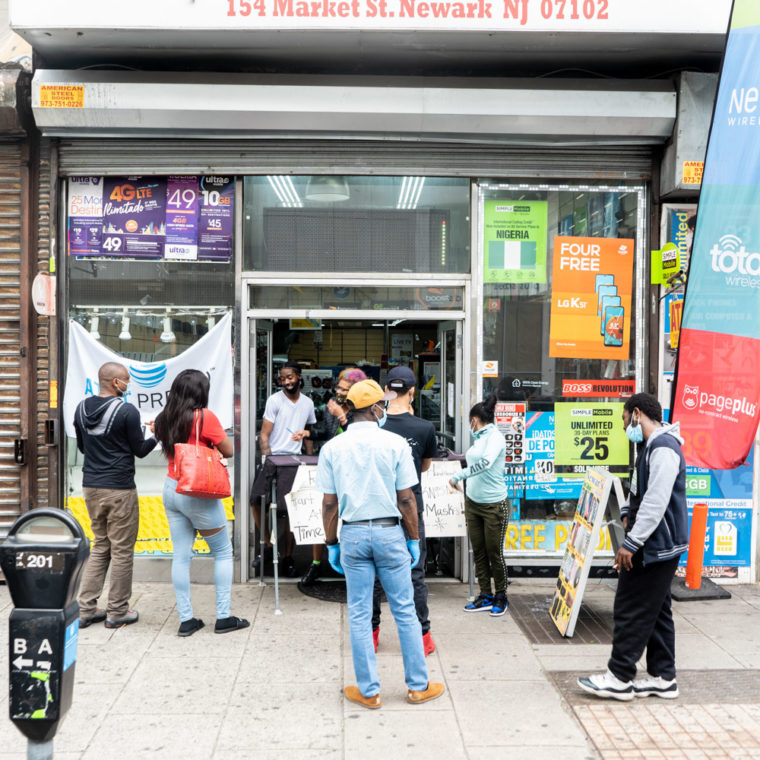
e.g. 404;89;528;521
386;366;416;391
347;379;396;410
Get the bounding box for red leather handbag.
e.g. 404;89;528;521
174;410;231;499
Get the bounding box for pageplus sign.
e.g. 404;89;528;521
680;384;757;423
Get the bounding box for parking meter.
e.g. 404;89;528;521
0;508;89;745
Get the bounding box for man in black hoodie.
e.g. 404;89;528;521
578;393;688;702
75;362;157;629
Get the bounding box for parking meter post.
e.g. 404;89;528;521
27;738;53;760
0;508;89;754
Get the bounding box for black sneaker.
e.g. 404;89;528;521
282;555;298;578
489;592;508;617
252;545;273;569
463;593;494;612
301;563;321;586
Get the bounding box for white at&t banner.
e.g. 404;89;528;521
63;312;233;437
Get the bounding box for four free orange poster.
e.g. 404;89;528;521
549;236;634;360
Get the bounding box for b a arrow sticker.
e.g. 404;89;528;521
12;655;33;669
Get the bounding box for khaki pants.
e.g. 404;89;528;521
78;487;139;618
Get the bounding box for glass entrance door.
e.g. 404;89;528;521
241;319;273;576
241;312;466;580
438;320;462;452
252;320;273;466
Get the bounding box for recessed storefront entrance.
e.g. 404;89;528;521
241;304;467;582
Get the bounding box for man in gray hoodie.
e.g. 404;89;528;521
578;392;688;701
74;362;157;629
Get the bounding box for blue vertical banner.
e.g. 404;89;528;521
673;1;760;469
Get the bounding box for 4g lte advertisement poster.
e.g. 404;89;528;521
68;175;234;262
549;236;634;359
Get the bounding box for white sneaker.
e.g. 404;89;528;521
577;670;634;701
632;674;679;699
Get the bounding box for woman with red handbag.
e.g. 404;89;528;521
154;369;249;637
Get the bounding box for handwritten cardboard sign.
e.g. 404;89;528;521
284;459;465;544
420;460;466;538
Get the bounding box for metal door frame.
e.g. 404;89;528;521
240;276;470;581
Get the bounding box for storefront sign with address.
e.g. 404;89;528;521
17;0;731;33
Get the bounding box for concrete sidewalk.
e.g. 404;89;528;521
1;579;759;759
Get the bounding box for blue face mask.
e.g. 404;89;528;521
626;419;644;444
375;404;387;428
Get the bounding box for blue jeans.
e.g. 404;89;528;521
163;477;233;622
341;521;428;697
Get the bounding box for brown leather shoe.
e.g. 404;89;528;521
407;682;445;704
344;685;382;709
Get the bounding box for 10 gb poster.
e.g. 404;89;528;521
68;175;234;262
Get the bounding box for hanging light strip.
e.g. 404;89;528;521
397;177;425;210
267;175;291;207
410;176;426;209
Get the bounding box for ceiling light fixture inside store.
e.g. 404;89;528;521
119;308;132;341
267;175;303;207
305;176;350;202
89;310;100;341
397;177;425;210
160;309;176;343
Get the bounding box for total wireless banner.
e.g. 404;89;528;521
67;176;234;262
549;236;634;359
672;1;760;469
62;313;233;437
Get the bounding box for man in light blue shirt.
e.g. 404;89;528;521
317;379;444;709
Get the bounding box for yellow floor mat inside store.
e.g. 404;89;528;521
66;496;235;555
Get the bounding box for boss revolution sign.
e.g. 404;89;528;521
672;0;760;469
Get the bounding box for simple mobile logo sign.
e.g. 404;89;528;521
62;312;234;437
672;0;760;469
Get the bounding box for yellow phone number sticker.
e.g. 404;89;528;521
39;85;84;109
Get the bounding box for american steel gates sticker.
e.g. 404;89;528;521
549;236;634;359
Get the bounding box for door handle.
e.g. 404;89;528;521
13;439;26;465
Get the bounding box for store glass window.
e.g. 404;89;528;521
65;175;236;556
477;181;646;533
243;175;470;273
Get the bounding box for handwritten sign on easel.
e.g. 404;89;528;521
421;459;467;538
284;466;325;545
284;459;466;544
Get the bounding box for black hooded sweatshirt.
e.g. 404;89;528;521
74;395;157;489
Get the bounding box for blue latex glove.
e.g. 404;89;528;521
327;543;344;575
407;539;420;567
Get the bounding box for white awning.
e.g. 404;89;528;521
31;70;676;143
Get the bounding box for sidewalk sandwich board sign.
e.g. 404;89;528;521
550;468;625;637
